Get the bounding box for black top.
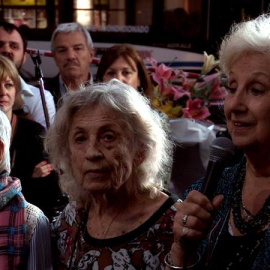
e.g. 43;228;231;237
10;115;64;220
44;75;62;107
210;227;265;270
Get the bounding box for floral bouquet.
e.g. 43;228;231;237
148;52;227;121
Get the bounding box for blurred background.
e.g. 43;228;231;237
1;0;268;77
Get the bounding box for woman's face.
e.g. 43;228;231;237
103;56;141;90
68;104;139;193
224;53;270;151
0;76;16;120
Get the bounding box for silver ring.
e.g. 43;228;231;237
182;214;188;226
182;226;189;236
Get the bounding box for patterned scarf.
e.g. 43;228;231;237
0;172;28;270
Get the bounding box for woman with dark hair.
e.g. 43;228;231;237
96;44;154;99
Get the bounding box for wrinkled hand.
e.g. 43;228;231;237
170;190;223;266
32;161;54;178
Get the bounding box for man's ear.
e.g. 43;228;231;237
88;48;95;63
0;140;5;164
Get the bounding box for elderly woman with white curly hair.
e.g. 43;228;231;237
47;79;180;269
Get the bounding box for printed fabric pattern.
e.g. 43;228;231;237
52;195;178;270
0;172;28;270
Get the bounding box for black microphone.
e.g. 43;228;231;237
202;137;235;200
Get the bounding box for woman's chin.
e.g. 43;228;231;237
82;181;111;193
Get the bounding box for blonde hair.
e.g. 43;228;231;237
0;55;21;93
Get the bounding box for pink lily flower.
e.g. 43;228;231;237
194;72;220;91
171;85;191;100
148;57;179;84
182;99;211;120
153;64;177;85
149;53;226;121
208;77;227;100
160;83;190;100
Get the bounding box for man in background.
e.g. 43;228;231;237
44;22;95;107
0;21;55;129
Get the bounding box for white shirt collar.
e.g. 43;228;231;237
19;76;35;96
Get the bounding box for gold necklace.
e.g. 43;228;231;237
101;211;122;239
88;209;123;239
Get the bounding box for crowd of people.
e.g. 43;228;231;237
0;11;269;270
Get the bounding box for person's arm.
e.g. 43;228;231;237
27;213;53;270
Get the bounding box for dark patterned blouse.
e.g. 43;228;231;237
51;194;179;270
184;157;270;270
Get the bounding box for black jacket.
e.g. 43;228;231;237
44;75;62;107
10;115;65;220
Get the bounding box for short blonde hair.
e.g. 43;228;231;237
0;55;21;93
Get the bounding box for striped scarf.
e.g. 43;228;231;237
0;172;27;270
